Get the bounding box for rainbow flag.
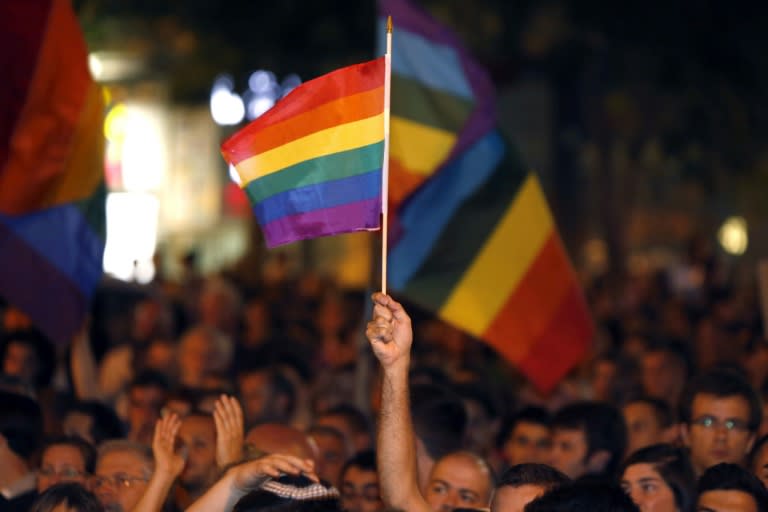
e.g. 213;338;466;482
0;0;105;344
221;58;386;248
382;0;594;394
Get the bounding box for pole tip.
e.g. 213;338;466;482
387;15;393;33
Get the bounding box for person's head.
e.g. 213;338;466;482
233;473;342;511
339;451;383;512
178;325;233;388
641;342;691;404
549;401;627;479
456;380;501;456
63;401;125;446
0;329;55;388
619;444;696;512
424;451;494;512
245;423;317;462
198;276;242;334
491;463;570;512
131;296;174;343
307;425;351;487
315;404;372;454
696;463;768;512
30;482;103;512
178;412;218;489
524;481;640;511
237;364;296;427
623;397;676;455
748;434;768;489
126;370;169;445
93;440;153;512
498;407;553;466
679;368;761;474
37;436;97;493
0;390;43;466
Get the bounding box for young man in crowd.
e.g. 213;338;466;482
622;395;677;455
498;407;553;467
696;463;768;512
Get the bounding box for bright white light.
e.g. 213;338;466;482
121;104;166;191
103;192;159;282
718;216;748;255
249;70;277;93
247;96;275;120
88;53;103;79
228;164;242;185
210;85;245;126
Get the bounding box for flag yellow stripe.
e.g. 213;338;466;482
236;113;384;183
439;175;554;336
390;116;456;175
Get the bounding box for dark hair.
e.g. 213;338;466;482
749;434;768;472
410;383;467;461
233;474;342;511
237;364;296;422
0;329;56;388
552;402;627;476
525;482;639;511
454;380;499;419
0;390;43;459
498;463;570;491
317;403;371;438
678;368;762;431
65;401;125;444
129;369;170;391
643;339;693;378
622;396;673;427
30;483;103;512
620;444;695;512
41;436;97;474
340;450;377;479
497;406;552;448
697;463;768;511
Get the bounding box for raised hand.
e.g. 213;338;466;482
153;412;185;478
213;394;245;469
365;293;413;369
230;454;318;494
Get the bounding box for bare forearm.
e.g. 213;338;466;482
186;470;245;512
130;470;176;512
70;331;102;400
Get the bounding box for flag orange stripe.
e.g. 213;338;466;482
230;86;384;163
388;158;428;209
482;232;575;362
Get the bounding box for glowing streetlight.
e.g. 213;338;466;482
718;216;748;255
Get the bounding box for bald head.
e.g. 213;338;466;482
245;423;318;461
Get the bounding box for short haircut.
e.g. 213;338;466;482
233;474;342;511
643;339;692;377
97;439;154;478
317;404;371;438
552;402;627;476
340;450;377;479
41;436;97;474
65;401;125;443
748;434;768;472
697;463;768;511
308;425;347;446
129;369;170;391
497;463;570;491
237;363;296;421
0;329;56;388
30;483;102;512
620;444;695;512
524;481;640;511
497;406;552;448
678;368;762;432
0;390;43;459
410;383;467;461
454;380;499;419
623;396;674;427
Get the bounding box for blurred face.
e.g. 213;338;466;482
750;442;768;488
642;352;682;400
624;402;665;455
340;466;383;512
424;453;491;511
179;333;219;386
682;394;755;474
128;385;166;445
239;371;270;426
63;412;95;445
93;451;149;512
621;463;677;512
549;428;589;479
178;416;217;488
311;431;349;487
503;421;551;466
592;360;618;401
37;444;89;492
491;484;546;512
697;490;758;512
3;341;38;384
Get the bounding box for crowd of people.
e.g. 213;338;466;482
2;244;768;511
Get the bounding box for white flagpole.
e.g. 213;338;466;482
381;15;392;294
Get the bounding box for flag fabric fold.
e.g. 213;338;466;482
221;58;387;248
0;0;106;344
381;0;594;394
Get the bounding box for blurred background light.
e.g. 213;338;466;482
718;216;748;255
104;192;159;283
210;75;245;125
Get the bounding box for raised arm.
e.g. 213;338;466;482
130;413;184;512
69;319;102;400
366;293;431;512
213;394;245;469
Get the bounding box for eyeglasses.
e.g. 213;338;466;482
91;474;149;490
691;415;750;432
38;467;87;479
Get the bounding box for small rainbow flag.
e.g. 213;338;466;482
221;58;386;248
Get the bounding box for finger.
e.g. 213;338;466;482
372;303;393;322
366;325;392;344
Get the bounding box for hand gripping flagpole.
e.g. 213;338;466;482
381;16;392;294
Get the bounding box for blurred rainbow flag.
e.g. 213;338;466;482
381;0;593;393
222;58;386;248
0;0;105;344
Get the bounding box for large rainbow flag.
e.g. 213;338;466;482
221;58;386;248
0;0;105;344
382;0;594;393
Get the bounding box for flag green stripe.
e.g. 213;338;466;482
391;74;473;133
243;141;384;204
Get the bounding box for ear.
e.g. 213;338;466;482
586;450;611;473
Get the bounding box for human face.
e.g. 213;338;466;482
502;421;551;466
311;431;349;487
178;416;217;488
697;490;758;512
751;442;768;488
682;394;755;474
549;428;589;479
340;466;383;512
93;451;149;512
642;352;682;400
424;453;491;511
128;386;166;445
621;463;677;512
238;371;271;427
63;412;95;444
491;484;546;512
3;341;38;384
37;444;88;492
624;402;665;455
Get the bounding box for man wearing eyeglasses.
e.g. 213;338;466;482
93;440;153;512
679;368;762;476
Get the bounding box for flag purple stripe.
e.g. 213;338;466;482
261;197;381;248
